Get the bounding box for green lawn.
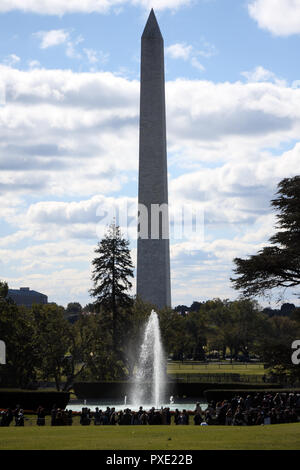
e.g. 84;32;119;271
167;363;265;375
0;423;299;450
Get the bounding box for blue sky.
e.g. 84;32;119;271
0;0;300;308
1;2;300;82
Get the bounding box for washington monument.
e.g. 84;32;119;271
136;10;171;310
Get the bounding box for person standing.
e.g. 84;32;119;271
37;406;46;426
16;409;24;426
51;405;57;426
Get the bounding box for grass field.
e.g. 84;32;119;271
0;423;299;450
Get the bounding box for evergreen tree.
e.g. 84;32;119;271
0;280;8;300
231;176;300;298
90;223;134;351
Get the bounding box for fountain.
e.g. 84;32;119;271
67;311;207;412
131;310;166;408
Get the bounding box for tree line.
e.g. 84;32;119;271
0;176;300;389
1;288;299;390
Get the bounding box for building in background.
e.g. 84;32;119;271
7;287;48;308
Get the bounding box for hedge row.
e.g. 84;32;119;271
0;389;70;412
73;382;281;399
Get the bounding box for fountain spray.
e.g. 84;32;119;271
131;310;166;408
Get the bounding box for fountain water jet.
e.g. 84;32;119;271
131;310;166;408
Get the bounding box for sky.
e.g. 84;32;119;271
0;0;300;309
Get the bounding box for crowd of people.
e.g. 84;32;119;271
202;392;300;426
1;392;299;427
79;406;173;426
0;406;27;427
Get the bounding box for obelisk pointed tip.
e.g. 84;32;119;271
142;9;163;39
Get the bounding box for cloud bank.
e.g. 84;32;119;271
248;0;300;36
0;0;191;15
1;63;300;305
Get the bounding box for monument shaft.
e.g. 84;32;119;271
137;10;171;310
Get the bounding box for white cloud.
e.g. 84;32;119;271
0;65;139;197
1;65;300;202
35;29;70;49
5;266;93;306
1;64;300;306
84;48;99;64
3;54;20;67
170;143;300;225
21;195;137;241
28;60;41;69
166;43;193;61
248;0;300;36
190;57;205;72
0;0;191;15
134;0;191;10
241;66;286;86
196;39;217;59
34;30;85;61
0;241;93;267
165;40;216;71
66;34;84;59
166;79;300;160
83;48;109;65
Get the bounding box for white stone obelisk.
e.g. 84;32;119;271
136;9;171;310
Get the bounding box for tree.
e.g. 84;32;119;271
63;313;122;388
117;298;150;378
185;311;208;360
0;302;39;388
90;223;134;351
202;299;264;361
159;309;191;361
207;300;241;362
229;299;265;360
174;305;189;315
255;315;300;383
231;176;300;298
0;280;8;299
32;303;71;391
65;302;82;323
189;301;203;312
